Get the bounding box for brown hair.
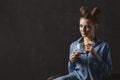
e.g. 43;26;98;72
80;6;100;24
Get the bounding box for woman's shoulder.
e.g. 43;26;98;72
97;38;110;48
70;38;81;46
102;41;110;47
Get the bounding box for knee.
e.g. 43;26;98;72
47;75;61;80
53;76;65;80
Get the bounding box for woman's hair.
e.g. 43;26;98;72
80;6;100;24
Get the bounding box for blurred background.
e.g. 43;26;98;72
0;0;120;80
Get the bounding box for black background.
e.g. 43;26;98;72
0;0;120;80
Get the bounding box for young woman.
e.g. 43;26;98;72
50;6;112;80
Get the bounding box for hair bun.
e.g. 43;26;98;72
80;6;88;15
91;7;100;16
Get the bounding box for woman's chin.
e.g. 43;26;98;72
82;35;88;37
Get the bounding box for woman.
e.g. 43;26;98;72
50;6;112;80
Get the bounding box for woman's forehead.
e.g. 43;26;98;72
80;18;92;24
80;18;91;22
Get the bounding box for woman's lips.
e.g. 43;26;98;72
82;32;87;35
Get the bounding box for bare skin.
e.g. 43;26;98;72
70;18;97;62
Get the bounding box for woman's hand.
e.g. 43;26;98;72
84;44;96;57
69;51;80;62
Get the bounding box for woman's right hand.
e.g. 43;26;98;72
69;51;80;62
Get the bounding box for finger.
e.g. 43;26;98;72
85;44;92;47
88;43;92;46
72;51;76;54
85;45;91;49
72;56;78;60
71;53;76;58
73;53;79;57
75;53;80;56
73;49;77;53
71;53;79;58
71;52;76;56
85;45;90;48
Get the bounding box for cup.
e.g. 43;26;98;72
76;43;85;54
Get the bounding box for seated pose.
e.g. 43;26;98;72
50;6;112;80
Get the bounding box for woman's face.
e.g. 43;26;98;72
79;18;97;38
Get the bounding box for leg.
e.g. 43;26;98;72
53;73;78;80
47;75;61;80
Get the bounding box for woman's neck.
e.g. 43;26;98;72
83;35;95;44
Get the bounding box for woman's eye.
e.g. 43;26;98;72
86;26;91;29
79;25;83;28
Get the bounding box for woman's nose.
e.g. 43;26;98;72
83;27;86;32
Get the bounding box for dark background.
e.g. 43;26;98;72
0;0;120;80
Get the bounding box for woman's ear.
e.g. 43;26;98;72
95;23;98;29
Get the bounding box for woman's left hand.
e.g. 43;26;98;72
84;44;96;57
